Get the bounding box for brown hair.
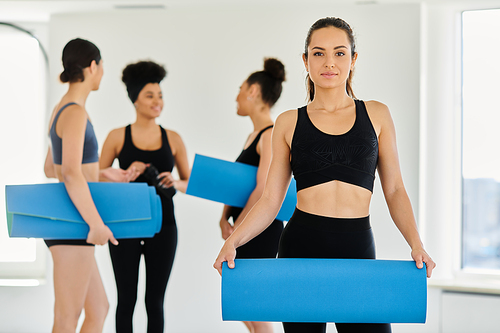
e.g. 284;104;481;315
304;17;356;101
60;38;101;83
246;58;286;107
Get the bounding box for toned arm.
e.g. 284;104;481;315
166;130;190;193
99;128;140;182
59;105;117;245
371;101;435;277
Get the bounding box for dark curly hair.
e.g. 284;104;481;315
304;17;357;101
60;38;101;83
122;60;167;103
246;58;286;107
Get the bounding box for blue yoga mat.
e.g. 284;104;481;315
5;182;162;239
222;259;427;323
186;154;297;221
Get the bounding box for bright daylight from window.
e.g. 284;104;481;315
462;9;500;271
0;30;45;262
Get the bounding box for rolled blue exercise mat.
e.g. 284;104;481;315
186;154;297;221
222;259;427;324
5;182;162;239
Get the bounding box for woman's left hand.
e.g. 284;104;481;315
157;171;175;188
411;248;436;278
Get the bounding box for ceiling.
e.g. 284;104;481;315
0;0;499;21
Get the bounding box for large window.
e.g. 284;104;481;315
0;24;47;282
462;9;500;271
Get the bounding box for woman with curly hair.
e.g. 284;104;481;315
100;60;190;333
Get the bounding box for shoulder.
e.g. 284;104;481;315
106;127;126;141
165;129;185;148
56;103;88;131
259;126;274;143
275;109;300;146
102;127;126;151
275;109;299;129
165;129;186;156
362;100;393;134
363;100;391;119
165;128;182;141
58;103;86;120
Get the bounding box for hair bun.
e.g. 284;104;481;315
60;38;101;83
59;70;69;83
263;58;286;82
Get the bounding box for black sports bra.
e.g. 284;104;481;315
118;125;175;183
228;125;274;221
290;100;378;192
235;125;273;167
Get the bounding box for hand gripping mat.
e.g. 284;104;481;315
186;154;297;221
5;182;162;239
222;259;427;323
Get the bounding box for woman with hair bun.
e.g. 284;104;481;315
215;17;435;333
43;38;133;333
219;57;286;333
100;60;190;333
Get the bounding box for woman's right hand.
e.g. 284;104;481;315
87;224;119;246
219;218;234;240
127;162;150;181
213;240;237;276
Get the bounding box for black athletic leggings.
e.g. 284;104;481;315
278;208;392;333
109;198;177;333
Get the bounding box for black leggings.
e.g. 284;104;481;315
278;208;392;333
109;199;177;333
236;219;283;259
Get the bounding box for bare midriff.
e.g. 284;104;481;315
296;179;372;218
53;162;99;182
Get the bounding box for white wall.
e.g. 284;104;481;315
0;3;426;333
442;291;500;333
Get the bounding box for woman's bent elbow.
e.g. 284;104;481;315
60;166;81;183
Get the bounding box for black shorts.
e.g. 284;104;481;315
44;239;94;247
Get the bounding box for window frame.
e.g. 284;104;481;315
425;3;500;294
459;7;500;276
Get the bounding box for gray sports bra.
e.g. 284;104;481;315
50;102;99;165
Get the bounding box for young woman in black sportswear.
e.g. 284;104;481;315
214;17;436;333
218;58;286;333
100;61;190;333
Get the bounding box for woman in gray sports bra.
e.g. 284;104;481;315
44;38;136;333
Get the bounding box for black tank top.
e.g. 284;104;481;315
290;100;378;193
118;125;175;184
235;125;274;166
229;125;274;220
